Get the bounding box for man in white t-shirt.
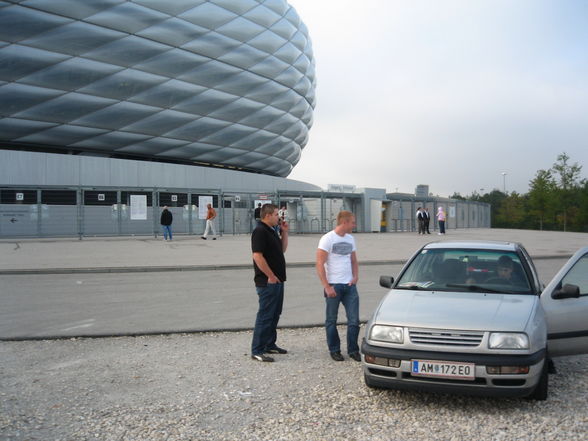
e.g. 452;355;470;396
316;210;360;362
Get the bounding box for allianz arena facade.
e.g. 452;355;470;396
0;0;316;177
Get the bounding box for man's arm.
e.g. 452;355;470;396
316;249;336;297
350;251;359;285
252;252;280;283
280;221;289;252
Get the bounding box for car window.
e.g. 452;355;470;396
560;253;588;296
396;248;532;293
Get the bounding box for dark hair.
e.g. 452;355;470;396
261;203;277;219
497;255;514;269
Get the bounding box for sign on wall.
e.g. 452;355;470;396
130;194;147;220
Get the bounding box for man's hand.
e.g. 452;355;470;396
324;285;337;298
267;274;281;284
280;221;289;234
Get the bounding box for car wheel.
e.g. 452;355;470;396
530;361;549;401
364;373;381;389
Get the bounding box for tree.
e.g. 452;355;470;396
494;192;526;228
551;152;582;231
527;169;556;230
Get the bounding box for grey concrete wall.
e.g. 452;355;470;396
0;150;321;193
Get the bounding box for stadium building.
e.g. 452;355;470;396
0;0;490;237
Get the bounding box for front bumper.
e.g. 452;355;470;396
361;339;546;398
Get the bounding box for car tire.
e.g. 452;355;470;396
529;361;549;401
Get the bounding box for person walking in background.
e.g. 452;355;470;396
437;206;446;235
416;207;424;235
316;211;361;362
251;203;289;362
423;207;431;234
160;206;173;240
254;203;262;222
201;203;217;240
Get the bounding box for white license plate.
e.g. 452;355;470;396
411;359;475;380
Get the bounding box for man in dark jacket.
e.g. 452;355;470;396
160;206;173;240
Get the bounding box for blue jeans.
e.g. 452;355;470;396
325;284;360;354
162;225;172;240
251;283;284;355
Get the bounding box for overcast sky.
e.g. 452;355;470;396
286;0;588;196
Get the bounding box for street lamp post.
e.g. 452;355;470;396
501;172;507;194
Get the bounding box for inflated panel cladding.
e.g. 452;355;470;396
0;0;315;177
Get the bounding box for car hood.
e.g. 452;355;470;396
374;290;537;331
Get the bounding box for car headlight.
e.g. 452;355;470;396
488;332;529;349
370;325;404;344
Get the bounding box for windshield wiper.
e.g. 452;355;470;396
446;283;504;293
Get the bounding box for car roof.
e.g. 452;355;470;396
423;240;520;252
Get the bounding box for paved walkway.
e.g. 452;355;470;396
1;228;587;340
1;228;585;274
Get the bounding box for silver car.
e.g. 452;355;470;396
362;241;588;400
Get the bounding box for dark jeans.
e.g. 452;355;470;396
439;220;446;234
162;225;172;240
251;283;284;355
324;284;360;354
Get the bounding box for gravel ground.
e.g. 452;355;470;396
1;327;587;441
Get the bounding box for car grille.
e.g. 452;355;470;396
409;328;483;347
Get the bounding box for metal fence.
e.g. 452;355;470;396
0;186;490;238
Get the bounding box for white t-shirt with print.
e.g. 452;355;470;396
317;230;356;284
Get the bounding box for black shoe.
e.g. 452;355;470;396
251;354;274;362
349;352;361;362
201;236;206;240
212;237;217;240
266;346;287;354
330;351;344;361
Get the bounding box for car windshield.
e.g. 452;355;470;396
396;248;533;294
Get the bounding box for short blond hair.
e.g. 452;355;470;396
337;210;354;225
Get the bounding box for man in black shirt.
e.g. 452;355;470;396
250;203;289;362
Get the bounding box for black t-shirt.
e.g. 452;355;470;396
251;221;286;287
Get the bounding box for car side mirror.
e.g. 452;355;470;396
552;283;580;299
379;276;394;288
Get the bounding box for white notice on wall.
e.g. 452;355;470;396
198;196;213;219
449;206;456;218
130;195;147;220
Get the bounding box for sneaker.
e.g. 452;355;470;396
266;346;287;354
251;354;274;362
349;352;361;362
330;351;344;361
212;237;217;240
201;236;206;240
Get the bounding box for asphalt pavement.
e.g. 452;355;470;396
1;228;587;340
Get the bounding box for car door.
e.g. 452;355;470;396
541;247;588;357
